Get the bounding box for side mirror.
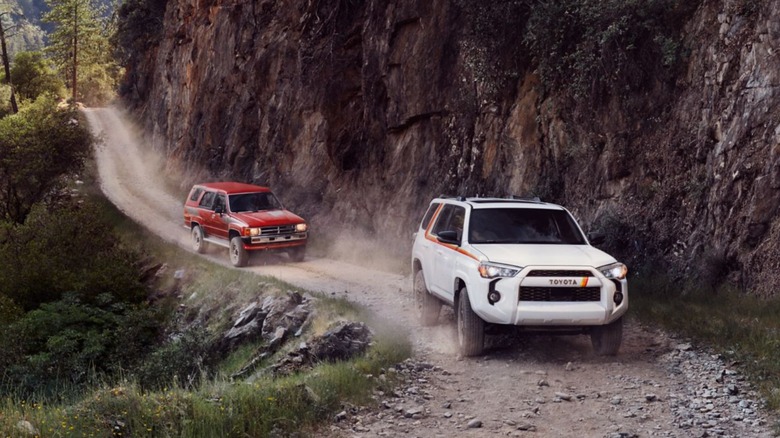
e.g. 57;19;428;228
588;231;605;246
215;206;224;215
437;230;460;246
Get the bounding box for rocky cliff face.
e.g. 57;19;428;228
123;0;780;295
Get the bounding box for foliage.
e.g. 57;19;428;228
0;199;146;311
136;326;218;391
0;325;412;437
43;0;120;104
8;50;65;101
523;0;699;102
0;95;91;224
0;292;167;398
111;0;167;66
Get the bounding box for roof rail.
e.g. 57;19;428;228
511;195;542;203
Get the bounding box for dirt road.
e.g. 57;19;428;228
85;107;775;438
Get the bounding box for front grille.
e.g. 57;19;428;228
526;270;593;277
519;286;601;302
260;225;297;236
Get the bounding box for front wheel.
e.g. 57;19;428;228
191;225;207;254
229;236;249;267
457;287;485;357
590;317;623;356
289;246;306;262
414;270;441;326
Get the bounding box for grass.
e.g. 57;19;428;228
0;329;410;437
631;273;780;412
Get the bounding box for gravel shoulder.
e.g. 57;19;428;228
86;107;776;438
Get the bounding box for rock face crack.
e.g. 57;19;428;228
388;111;446;132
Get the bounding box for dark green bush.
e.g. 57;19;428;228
0;293;167;398
136;326;217;390
0;200;145;311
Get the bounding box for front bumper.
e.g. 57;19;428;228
468;266;628;326
242;233;307;250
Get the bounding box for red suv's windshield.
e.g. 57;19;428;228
229;192;282;213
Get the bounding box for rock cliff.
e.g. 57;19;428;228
122;0;780;295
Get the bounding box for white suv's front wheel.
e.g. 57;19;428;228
590;317;623;356
414;270;441;326
457;287;485;356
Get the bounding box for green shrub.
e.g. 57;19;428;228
136;326;218;390
0;200;145;311
0;293;167;398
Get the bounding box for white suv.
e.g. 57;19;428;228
411;197;628;356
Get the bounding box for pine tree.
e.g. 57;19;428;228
43;0;110;104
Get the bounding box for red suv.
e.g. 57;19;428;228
183;182;308;266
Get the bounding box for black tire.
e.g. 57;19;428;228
590;317;623;356
229;236;249;267
191;225;207;254
457;287;485;356
289;246;306;262
414;270;441;326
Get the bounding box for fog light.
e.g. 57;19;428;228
488;290;501;305
613;292;624;305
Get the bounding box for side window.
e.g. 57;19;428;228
189;187;204;202
199;191;216;210
420;202;441;230
214;194;226;212
431;205;455;236
450;206;465;241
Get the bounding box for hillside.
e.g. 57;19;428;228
120;0;780;295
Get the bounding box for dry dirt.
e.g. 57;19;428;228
85;107;776;438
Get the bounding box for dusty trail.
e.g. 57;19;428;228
86;107;774;438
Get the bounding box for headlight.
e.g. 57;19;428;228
600;262;628;280
249;228;261;237
478;262;522;279
295;223;308;232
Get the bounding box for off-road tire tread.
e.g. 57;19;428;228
414;270;441;326
590;316;623;356
457;288;485;356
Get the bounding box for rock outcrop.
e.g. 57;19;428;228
123;0;780;295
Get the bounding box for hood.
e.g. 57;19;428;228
232;209;304;227
470;244;617;268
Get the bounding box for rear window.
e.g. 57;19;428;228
189;187;204;202
468;208;586;245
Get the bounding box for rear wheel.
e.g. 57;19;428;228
414;270;441;326
229;236;248;267
457;287;485;357
590;317;623;356
191;225;207;254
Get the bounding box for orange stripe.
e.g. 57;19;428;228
580;277;589;287
423;204;478;261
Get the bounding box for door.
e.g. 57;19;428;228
428;204;465;302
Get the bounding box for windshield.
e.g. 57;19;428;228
468;208;586;245
229;192;282;213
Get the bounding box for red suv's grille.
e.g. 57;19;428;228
519;287;601;302
260;225;297;236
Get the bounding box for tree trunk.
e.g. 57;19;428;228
0;15;18;113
